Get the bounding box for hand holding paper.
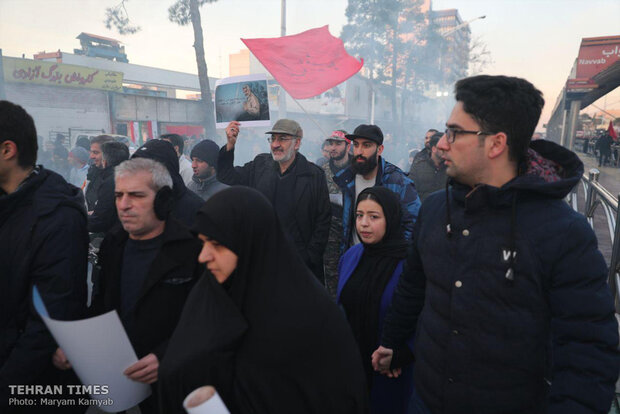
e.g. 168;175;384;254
184;386;230;414
33;286;151;412
52;347;72;370
225;121;241;151
124;353;159;384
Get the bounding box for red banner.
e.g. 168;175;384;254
609;121;618;141
242;26;363;99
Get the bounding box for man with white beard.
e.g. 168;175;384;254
217;119;331;282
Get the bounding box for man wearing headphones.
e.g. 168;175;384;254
53;158;202;412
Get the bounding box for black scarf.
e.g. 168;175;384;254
340;186;408;387
158;187;369;414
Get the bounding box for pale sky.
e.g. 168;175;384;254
1;0;619;130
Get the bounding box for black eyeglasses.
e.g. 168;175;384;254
444;127;494;144
267;136;297;144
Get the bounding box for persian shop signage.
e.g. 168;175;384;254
3;57;123;91
576;36;620;80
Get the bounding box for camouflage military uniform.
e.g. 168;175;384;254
322;160;345;300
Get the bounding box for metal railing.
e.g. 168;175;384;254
567;168;620;313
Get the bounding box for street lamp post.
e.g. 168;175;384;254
441;15;486;38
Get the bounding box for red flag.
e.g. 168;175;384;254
242;26;363;99
608;120;618;141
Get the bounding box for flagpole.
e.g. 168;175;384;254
278;0;287;119
291;97;329;138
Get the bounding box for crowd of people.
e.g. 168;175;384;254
1;74;619;414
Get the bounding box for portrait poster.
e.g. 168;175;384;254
215;74;270;128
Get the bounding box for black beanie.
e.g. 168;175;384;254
190;139;220;169
132;139;180;176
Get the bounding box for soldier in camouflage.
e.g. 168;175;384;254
321;130;351;299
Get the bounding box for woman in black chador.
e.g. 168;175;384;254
158;187;369;414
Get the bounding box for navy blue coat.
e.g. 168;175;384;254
338;244;414;414
0;167;88;405
382;140;620;414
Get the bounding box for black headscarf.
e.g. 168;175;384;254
158;187;369;414
340;186;409;387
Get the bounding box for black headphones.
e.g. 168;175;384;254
153;186;174;221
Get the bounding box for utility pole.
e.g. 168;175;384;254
278;0;287;119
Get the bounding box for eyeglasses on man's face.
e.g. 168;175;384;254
444;127;494;144
267;135;297;144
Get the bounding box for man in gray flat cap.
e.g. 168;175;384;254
218;120;331;283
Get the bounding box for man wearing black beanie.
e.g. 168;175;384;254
131;139;203;227
188;139;228;201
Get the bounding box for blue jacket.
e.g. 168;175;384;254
333;157;420;253
382;140;620;414
338;244;414;414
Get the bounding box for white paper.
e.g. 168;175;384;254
33;287;151;412
183;387;230;414
215;74;271;128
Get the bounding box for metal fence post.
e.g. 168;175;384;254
609;194;620;314
585;169;600;218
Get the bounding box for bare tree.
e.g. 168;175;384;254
467;35;493;76
105;0;218;138
104;0;141;35
168;0;218;138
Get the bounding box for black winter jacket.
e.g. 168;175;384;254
88;166;119;233
85;164;103;211
91;218;202;360
0;167;88;404
382;140;620;414
217;148;331;281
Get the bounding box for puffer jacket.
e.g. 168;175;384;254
382;140;620;414
0;167;88;405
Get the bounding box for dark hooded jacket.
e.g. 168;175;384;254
0;167;88;405
159;187;369;414
381;140;620;414
132;139;204;228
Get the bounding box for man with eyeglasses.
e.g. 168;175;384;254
333;124;421;254
217;119;331;282
372;75;619;413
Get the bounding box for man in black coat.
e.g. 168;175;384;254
409;132;447;202
373;76;620;414
218;119;331;282
0;101;88;410
84;135;114;211
54;158;202;413
597;133;613;167
131;139;204;228
87;141;129;234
